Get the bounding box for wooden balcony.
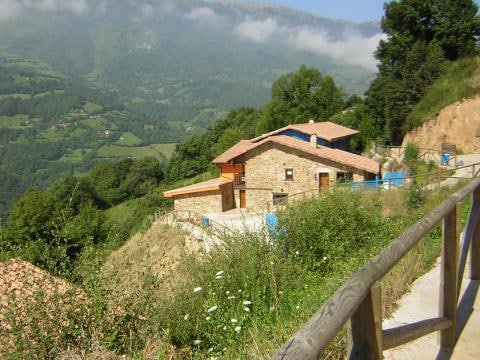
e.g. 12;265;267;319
234;173;246;187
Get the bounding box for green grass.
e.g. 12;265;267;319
407;58;480;131
150;143;177;159
83;101;104;114
59;149;87;163
0;93;31;99
0;114;29;128
114;132;143;146
36;128;64;141
82;116;107;131
97;144;164;159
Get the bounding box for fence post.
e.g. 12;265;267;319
472;188;480;280
348;282;382;360
440;204;459;349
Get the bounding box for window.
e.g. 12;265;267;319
336;172;353;183
285;168;294;181
273;193;288;205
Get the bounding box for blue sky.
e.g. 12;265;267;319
263;0;389;22
234;0;480;23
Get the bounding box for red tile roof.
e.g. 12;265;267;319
251;121;359;143
164;177;233;198
212;135;379;174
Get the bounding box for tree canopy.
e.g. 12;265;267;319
367;0;480;144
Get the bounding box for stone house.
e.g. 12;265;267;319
164;121;380;214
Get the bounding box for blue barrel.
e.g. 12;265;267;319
441;153;450;165
202;216;209;226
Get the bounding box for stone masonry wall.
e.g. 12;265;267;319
174;191;222;215
243;143;366;210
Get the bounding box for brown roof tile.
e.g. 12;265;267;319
212;135;379;174
251;121;359;143
164;177;233;198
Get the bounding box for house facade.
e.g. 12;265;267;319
164;121;380;214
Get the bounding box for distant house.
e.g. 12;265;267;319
164;121;380;214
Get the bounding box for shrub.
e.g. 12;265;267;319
277;189;388;273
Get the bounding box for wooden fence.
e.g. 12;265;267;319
273;177;480;359
379;146;452;166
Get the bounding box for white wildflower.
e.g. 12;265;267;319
193;339;201;345
238;289;242;293
225;290;230;295
234;326;242;333
208;347;214;352
270;261;274;265
296;305;300;310
243;300;252;306
323;256;327;260
207;305;218;313
227;295;235;300
193;287;202;293
215;275;223;280
244;307;250;312
223;326;227;331
206;316;211;321
295;250;300;255
230;318;238;323
215;271;224;277
184;314;190;320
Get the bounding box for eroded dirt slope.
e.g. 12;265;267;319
402;95;480;153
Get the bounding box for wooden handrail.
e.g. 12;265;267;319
273;177;480;359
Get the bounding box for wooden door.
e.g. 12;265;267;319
240;190;246;209
319;173;329;191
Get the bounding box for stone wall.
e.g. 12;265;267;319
174;190;222;214
243;143;366;210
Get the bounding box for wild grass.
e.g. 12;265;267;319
2;183;472;359
406;57;480;131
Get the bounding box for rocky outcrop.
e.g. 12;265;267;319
402;96;480;153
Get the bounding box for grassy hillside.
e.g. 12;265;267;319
1;181;470;359
0;57;182;219
406;58;480;132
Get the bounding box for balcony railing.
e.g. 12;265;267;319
234;173;245;186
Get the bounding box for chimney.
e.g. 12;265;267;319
309;119;315;124
310;134;317;148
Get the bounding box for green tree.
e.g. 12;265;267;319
365;0;479;144
257;66;343;133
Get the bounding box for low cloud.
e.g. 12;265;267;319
233;16;384;70
288;28;385;70
183;7;223;26
233;18;278;43
0;0;88;20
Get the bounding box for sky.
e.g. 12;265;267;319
257;0;389;22
234;0;480;23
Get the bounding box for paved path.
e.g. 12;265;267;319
383;257;480;359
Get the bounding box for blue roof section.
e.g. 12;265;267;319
277;129;310;142
277;129;331;147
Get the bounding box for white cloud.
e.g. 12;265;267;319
183;7;222;26
0;0;88;20
233;17;278;43
288;28;385;70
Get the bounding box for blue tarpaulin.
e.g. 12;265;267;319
382;170;407;186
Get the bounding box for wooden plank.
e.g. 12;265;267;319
472;188;480;280
348;282;382;360
457;201;480;296
440;205;459;349
382;317;452;350
273;178;480;360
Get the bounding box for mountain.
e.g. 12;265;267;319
0;0;381;131
0;56;181;220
